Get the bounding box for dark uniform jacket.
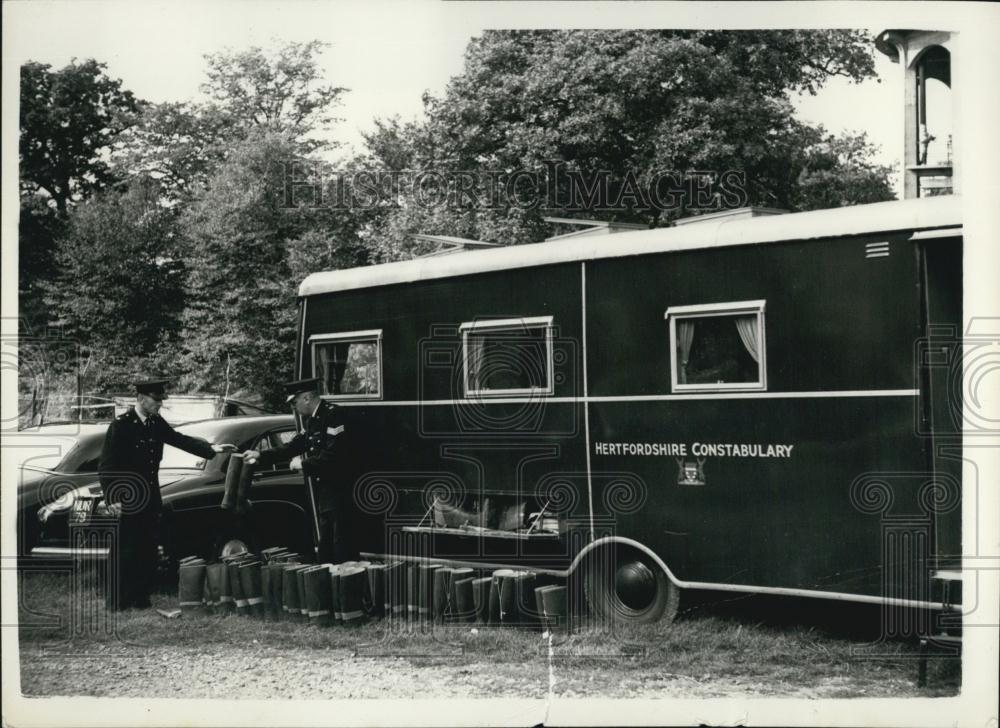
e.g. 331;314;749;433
257;400;348;514
99;408;216;515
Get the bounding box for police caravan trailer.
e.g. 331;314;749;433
294;195;963;625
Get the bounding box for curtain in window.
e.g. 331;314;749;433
466;335;484;391
676;320;695;384
316;344;351;394
332;343;350;394
316;345;332;394
734;315;760;363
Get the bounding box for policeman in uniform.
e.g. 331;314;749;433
245;377;355;563
99;378;232;610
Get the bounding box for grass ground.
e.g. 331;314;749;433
15;571;960;699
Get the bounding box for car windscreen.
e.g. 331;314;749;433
22;438;80;471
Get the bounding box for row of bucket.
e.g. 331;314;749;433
177;547;569;630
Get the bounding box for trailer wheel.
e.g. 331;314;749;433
583;546;679;625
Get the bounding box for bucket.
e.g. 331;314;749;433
238;561;265;618
303;566;333;626
447;568;474;621
431;567;453;621
417;563;441;622
538;584;567;632
339;566;368;624
366;563;386;619
452;576;477;623
471;576;492;624
178;562;207;615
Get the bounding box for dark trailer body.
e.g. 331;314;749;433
296;196;962;623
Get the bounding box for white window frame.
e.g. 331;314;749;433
308;329;383;401
459;316;555;398
664;300;767;393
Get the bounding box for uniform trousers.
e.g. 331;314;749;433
106;511;160;610
317;506;356;565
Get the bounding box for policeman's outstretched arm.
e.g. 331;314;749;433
157;418;216;460
248;433;308;468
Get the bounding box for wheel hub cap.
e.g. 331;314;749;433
615;560;656;611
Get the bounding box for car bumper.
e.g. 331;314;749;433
28;545;109;559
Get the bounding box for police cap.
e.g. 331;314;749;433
135;377;170;400
283;377;322;403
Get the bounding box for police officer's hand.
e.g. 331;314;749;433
212;443;237;454
290;455;303;471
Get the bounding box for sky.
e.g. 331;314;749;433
4;1;906;194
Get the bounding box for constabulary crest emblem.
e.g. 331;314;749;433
676;457;706;486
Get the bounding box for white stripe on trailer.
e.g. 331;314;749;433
361;547;962;613
330;389;919;407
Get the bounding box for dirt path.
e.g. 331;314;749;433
18;641;933;700
19;644;531;699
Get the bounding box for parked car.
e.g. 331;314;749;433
32;415;315;572
16;423;110;563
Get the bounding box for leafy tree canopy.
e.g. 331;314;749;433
361;30;893;258
19;59;140;213
177;130;360;406
43;180;186;392
201;40;347;147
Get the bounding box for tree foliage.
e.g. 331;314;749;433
176;130;367;407
43;180;186;392
19;59;140;213
111;101;231;204
177;131;303;404
361;30;894;259
19;59;140;333
201;40;347;146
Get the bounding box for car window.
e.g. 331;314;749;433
270;429;296;447
76;456;101;473
254;429;294;471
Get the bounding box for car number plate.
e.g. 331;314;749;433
70;498;94;523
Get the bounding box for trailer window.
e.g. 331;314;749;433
309;329;382;400
460;316;554;397
665;301;766;392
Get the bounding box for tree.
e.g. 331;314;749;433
20;59;141;331
792;129;895;210
111;101;231;204
171;40;358;406
18;196;66;327
43;180;186;393
19;59;140;213
201;40;347;148
177;131;319;406
111;40;347;205
360;30;895;259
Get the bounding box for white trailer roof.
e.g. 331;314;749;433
299;196;962;297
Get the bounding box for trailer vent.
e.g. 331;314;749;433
865;241;891;259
